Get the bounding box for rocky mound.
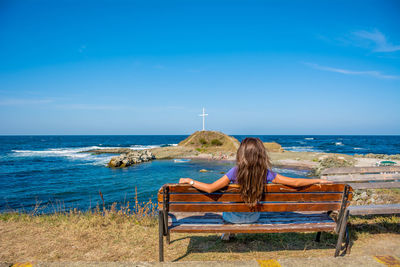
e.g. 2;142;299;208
264;142;284;153
108;150;155;168
178;131;240;153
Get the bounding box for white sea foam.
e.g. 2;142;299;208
304;138;314;140
335;142;344;146
129;143;178;150
283;146;323;152
353;147;364;150
12;147;97;159
10;144;177;165
11;146;115;165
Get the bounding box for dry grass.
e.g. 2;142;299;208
1;208;399;263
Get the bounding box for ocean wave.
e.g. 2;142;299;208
353;147;364;150
304;137;314;140
11;146;114;165
335;142;344;146
283;146;323;152
130;143;178;150
10;144;178;164
12;146;99;158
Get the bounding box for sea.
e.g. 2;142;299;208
0;135;399;213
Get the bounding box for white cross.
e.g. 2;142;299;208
199;107;208;131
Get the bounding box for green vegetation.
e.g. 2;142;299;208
211;139;223;146
199;138;208;145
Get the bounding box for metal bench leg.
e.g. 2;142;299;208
335;209;349;257
345;227;350;254
315;232;321;242
159;211;164;262
166;230;170;244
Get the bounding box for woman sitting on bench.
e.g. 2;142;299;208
179;137;330;227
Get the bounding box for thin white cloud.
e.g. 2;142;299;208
56;104;133;111
352;29;400;52
0;98;54;106
305;63;399;80
57;104;187;112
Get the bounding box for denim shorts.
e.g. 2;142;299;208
222;212;260;224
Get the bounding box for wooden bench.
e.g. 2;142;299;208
321;166;400;216
157;183;353;261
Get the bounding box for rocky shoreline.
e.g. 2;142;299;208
81;131;400;172
83;145;400;173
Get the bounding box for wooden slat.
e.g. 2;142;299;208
170;222;336;233
349;182;400;189
159;183;348;194
321;166;400;175
167;202;342;212
322;173;400;182
168;211;333;219
168;211;334;224
348;204;400;215
158;192;343;203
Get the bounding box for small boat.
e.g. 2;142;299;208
173;159;191;163
376;160;397;166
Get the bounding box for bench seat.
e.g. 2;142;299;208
168;212;336;233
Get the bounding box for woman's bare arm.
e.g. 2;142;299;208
272;173;331;187
179;176;230;193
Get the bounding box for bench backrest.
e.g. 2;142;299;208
158;184;352;213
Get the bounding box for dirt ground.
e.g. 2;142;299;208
0;213;398;263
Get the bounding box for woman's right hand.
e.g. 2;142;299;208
318;179;333;184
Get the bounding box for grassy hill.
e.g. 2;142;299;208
178;131;240;153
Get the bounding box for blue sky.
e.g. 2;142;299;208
0;0;399;135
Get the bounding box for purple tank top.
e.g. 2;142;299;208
226;166;277;184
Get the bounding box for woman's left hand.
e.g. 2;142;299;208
179;178;192;184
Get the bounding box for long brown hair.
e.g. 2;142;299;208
236;137;272;208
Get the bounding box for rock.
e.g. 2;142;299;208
318;155;329;161
360;192;368;199
264;142;284;153
309;156;354;177
199;169;209;173
108;150;155;168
